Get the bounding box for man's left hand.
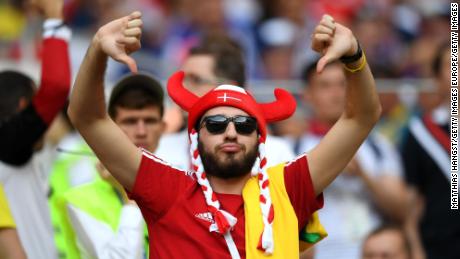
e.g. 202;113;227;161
311;14;359;73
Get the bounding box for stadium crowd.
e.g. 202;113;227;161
0;0;457;259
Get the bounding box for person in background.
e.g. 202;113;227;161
0;184;26;259
0;0;71;258
46;107;102;258
157;34;295;170
55;73;164;259
362;224;411;259
401;43;459;259
297;59;409;259
161;33;245;134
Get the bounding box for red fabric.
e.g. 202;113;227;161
423;115;450;152
129;151;323;258
32;38;71;125
284;154;324;230
308;119;332;136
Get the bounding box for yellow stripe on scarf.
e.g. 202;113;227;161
243;163;297;258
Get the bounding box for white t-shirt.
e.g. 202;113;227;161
156;130;295;170
0;144;58;259
298;132;403;259
67;203;144;259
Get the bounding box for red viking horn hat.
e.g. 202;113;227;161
167;71;296;138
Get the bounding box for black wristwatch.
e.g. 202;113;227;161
339;40;363;64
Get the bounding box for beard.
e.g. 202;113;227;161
198;139;258;179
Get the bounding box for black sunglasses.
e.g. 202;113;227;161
199;115;258;135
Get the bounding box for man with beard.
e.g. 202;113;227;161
68;11;381;259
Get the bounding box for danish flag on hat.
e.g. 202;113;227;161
167;71;297;257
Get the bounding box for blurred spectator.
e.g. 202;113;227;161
401;43;459;259
0;184;26;259
375;91;411;145
0;0;70;258
55;73;164;258
162;34;245;133
298;60;409;259
362;224;411;259
47;111;97;258
0;0;71;258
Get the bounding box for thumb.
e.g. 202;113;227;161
316;54;333;73
117;54;138;73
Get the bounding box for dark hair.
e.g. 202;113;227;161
108;74;164;119
300;59;342;87
432;42;450;77
189;34;246;87
0;70;35;119
365;223;411;257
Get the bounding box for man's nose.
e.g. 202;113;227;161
224;122;238;139
136;120;147;136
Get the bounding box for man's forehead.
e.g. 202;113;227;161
183;55;214;74
115;106;162;118
202;106;249;117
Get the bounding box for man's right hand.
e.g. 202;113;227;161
93;11;143;73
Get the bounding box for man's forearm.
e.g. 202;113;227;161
68;40;108;127
306;17;383;195
404;189;426;259
67;12;144;190
360;173;408;221
343;58;381;127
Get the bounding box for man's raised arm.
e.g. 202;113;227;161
307;15;382;195
68;12;143;191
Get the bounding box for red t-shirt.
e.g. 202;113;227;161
130;150;323;258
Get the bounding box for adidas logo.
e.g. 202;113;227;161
194;212;214;223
